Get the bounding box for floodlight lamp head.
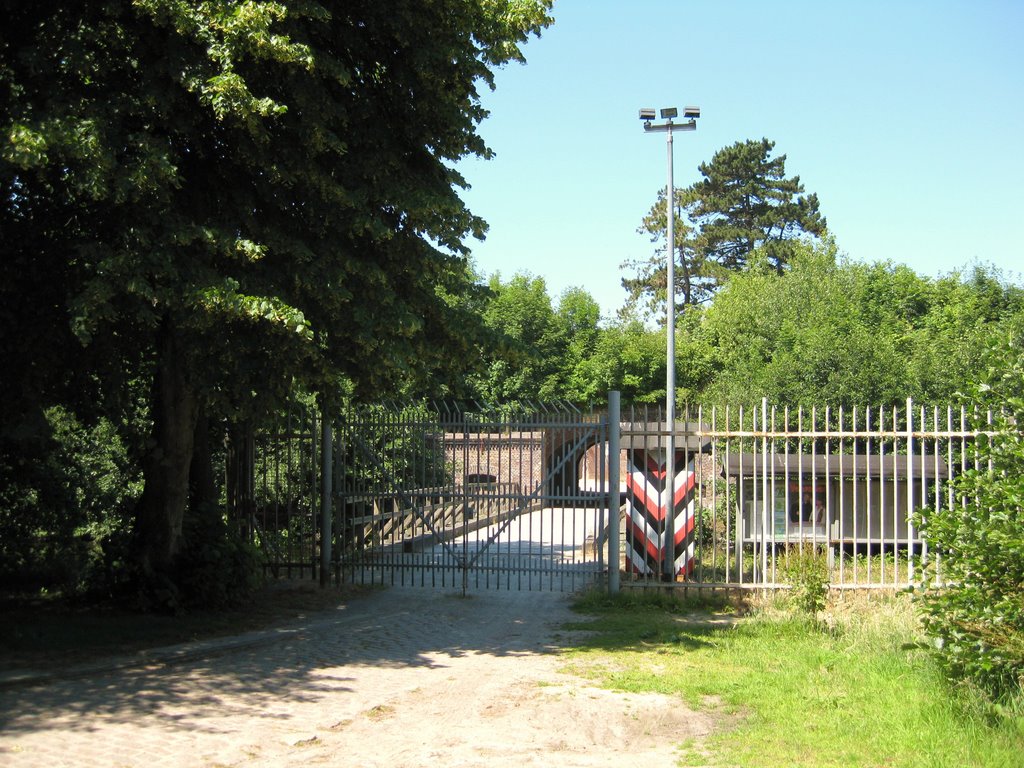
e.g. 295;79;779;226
683;106;701;119
660;107;678;119
639;108;656;121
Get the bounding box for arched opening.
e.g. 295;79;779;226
542;428;606;507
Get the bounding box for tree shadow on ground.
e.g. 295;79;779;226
0;585;586;736
562;589;743;654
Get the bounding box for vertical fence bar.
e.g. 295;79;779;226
890;404;898;587
811;405;818;565
332;411;343;585
786;407;793;553
797;406;805;552
759;398;768;584
878;405;886;586
320;404;332;588
921;403;930;583
607;391;621;594
824;405;833;581
922;406;935;583
768;402;777;585
851;406;859;586
736;405;745;586
909;399;917;585
867;407;876;584
837;406;845;586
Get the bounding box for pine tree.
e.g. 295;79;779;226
623;138;826;318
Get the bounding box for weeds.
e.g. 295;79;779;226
778;545;829;616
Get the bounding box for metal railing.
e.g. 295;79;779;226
332;402;610;592
226;404;319;579
231;395;985;593
618;398;981;590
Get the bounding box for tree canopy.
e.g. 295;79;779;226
469;250;1022;414
917;315;1024;701
623;138;826;320
1;0;553;582
690;138;826;273
699;242;1022;407
470;275;605;404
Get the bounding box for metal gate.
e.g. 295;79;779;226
330;403;612;592
234;395;980;592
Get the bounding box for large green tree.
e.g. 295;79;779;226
468;275;613;404
690;138;826;273
1;1;553;580
471;273;560;403
701;242;906;407
699;241;1022;408
544;287;602;402
623;189;714;318
623;138;826;319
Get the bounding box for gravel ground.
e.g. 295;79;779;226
0;585;718;767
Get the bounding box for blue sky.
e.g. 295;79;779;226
455;0;1024;318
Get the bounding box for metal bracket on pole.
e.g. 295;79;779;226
643;119;697;134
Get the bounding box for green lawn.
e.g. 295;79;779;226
564;590;1024;768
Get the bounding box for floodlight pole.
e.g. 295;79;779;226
641;109;697;581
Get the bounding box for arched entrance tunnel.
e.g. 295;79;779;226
542;426;606;506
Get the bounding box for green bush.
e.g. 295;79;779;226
171;504;265;611
0;406;141;594
916;323;1024;702
779;544;830;616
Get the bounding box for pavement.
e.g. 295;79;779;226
0;586;601;768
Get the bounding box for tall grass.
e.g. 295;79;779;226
565;590;1024;767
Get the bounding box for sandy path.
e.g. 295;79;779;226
0;587;717;767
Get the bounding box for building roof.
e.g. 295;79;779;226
721;452;951;480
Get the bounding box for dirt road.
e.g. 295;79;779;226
0;586;715;767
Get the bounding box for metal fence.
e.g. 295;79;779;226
618;398;980;590
226;405;320;579
331;402;610;592
234;395;984;593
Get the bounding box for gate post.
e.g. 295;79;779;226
607;391;621;594
320;398;333;588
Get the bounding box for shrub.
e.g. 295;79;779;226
916;323;1024;702
0;406;141;595
779;544;830;616
171;504;265;611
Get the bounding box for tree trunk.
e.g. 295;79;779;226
135;320;199;577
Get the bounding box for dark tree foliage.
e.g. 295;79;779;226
623;187;716;319
690;138;826;274
1;1;552;589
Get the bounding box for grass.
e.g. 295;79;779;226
672;546;929;589
0;578;367;673
565;589;1024;768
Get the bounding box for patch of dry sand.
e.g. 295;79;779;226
249;646;721;768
